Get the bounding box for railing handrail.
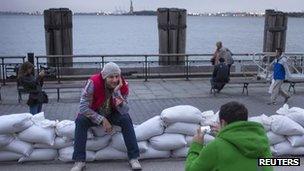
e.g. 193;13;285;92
1;52;303;59
31;52;304;59
0;56;26;59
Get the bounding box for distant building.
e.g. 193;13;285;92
129;0;134;14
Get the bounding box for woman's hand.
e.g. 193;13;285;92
39;70;46;77
114;76;123;93
102;118;112;133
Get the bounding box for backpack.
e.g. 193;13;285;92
215;63;229;83
219;48;234;65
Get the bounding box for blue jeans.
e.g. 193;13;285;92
72;113;139;161
29;103;42;114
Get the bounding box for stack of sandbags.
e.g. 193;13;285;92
270;104;304;156
17;112;58;162
0;113;34;162
9;104;304;162
160;105;214;158
248;104;304;156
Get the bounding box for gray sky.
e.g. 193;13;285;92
1;0;303;13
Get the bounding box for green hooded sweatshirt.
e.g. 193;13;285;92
186;121;273;171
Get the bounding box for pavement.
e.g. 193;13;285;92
0;78;304;171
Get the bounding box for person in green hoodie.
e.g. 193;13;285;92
186;101;273;171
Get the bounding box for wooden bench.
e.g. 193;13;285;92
286;80;304;94
210;79;268;96
17;83;84;102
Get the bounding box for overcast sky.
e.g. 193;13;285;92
1;0;303;13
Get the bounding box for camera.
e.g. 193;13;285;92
40;65;56;77
201;126;212;134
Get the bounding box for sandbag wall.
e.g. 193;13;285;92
0;104;304;163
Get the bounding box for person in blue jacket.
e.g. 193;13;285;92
268;48;290;105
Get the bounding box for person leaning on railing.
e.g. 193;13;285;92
17;61;48;114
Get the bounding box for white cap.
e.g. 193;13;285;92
101;62;121;79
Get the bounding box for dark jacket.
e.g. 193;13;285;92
19;74;46;106
212;62;229;83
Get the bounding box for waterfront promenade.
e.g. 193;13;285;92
0;78;303;170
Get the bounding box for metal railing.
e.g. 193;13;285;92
253;52;304;81
35;53;258;82
0;56;26;85
1;52;303;85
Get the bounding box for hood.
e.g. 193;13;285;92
217;121;270;158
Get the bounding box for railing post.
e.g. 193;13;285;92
186;55;189;80
144;55;148;82
36;56;39;74
1;58;5;85
27;53;34;64
101;56;104;68
56;57;61;84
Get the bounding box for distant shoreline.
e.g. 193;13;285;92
0;12;304;18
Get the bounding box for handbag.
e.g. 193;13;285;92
42;91;49;103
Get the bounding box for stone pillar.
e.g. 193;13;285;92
44;8;73;67
158;8;187;65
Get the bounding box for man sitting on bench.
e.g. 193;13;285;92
210;58;230;93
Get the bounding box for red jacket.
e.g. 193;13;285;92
90;73;129;111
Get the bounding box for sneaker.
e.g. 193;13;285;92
284;96;290;103
129;159;142;170
70;162;86;171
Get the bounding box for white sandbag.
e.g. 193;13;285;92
86;135;111;151
55;120;93;140
0;113;33;134
267;132;285;145
34;137;73;149
186;136;193;146
201;110;219;126
18;149;58;162
171;147;189;158
135;116;165;141
287;135;304;147
270;146;276;155
2;138;33;156
91;126;107;137
165;122;199;136
270;115;304;135
276;104;290;115
185;134;215;146
248;114;272;131
111;133;148;152
139;145;171;159
273;141;304;156
150;133;186;151
30;112;57;127
95;146;128;160
161;105;202;124
284;108;304;127
0;151;22;162
58;146;95;162
0;134;15;147
18;125;56;145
